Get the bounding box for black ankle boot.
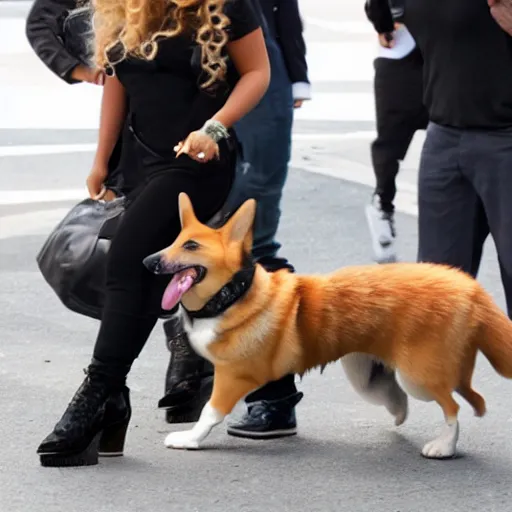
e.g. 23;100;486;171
158;316;214;424
37;360;131;467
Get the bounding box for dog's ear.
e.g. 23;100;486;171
178;193;196;228
223;199;256;248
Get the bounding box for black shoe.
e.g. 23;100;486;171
158;315;213;424
37;361;131;467
227;392;303;439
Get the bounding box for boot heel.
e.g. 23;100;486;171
166;376;213;424
98;420;129;457
39;432;101;467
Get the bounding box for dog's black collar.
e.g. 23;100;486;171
184;257;256;321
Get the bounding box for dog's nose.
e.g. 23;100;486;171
143;253;164;274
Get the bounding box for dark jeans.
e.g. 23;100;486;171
227;39;294;260
418;122;512;317
371;48;428;213
93;141;235;367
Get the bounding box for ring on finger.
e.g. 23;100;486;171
197;152;206;160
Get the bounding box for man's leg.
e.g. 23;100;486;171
417;123;488;275
465;129;512;317
367;49;427;263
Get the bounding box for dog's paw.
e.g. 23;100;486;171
164;430;200;450
421;439;456;459
421;421;458;460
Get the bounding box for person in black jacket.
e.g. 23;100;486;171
25;0;214;426
363;0;428;264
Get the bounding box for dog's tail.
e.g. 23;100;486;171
475;290;512;379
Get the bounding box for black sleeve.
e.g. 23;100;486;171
273;0;309;84
364;0;394;34
25;0;82;84
224;0;261;41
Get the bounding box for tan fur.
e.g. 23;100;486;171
159;194;512;452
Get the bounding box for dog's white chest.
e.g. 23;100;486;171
183;316;220;362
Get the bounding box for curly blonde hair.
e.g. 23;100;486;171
92;0;230;88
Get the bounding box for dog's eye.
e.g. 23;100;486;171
182;240;200;251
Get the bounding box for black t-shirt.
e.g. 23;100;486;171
115;0;260;154
405;0;512;129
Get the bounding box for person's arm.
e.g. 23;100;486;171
175;0;269;163
94;76;127;166
273;0;311;104
26;0;103;84
364;0;395;36
26;0;81;83
212;28;270;128
87;75;127;198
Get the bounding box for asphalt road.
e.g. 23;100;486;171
1;1;511;511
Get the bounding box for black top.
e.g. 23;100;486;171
258;0;309;84
115;0;260;156
404;0;512;129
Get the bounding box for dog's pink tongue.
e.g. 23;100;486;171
161;269;197;310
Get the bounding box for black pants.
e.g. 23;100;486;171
92;140;235;367
418;122;512;318
105;119;141;196
371;48;428;212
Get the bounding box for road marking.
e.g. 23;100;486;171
290;158;418;217
0;189;86;205
293;131;376;141
0;144;97;157
0;208;72;240
0;133;376;158
305;18;373;35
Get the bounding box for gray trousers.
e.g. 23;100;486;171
418;122;512;317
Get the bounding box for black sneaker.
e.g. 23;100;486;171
227;392;303;439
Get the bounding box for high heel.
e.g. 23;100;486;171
98;385;131;457
158;315;213;424
99;420;130;457
37;362;131;467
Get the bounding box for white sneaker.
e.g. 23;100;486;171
365;195;397;264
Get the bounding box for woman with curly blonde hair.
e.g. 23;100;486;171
37;0;269;468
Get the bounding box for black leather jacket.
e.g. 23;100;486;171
259;0;309;86
25;0;83;84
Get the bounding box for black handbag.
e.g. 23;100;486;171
35;194;235;321
36;197;126;320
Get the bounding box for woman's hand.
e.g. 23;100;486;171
86;163;109;200
71;65;105;85
489;0;512;35
174;131;219;163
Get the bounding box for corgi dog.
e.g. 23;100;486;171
143;193;512;459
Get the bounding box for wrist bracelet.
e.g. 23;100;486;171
199;119;229;143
